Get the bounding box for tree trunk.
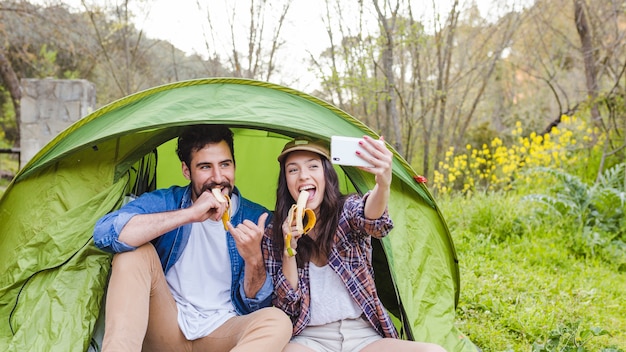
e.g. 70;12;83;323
434;0;458;171
573;0;600;125
373;0;402;153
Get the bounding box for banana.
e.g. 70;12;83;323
284;190;317;257
212;188;231;230
285;232;296;257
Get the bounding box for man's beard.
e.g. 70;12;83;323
199;181;232;197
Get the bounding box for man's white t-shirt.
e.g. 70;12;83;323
165;195;239;340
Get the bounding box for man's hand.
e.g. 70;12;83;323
228;213;269;298
228;212;268;262
188;190;229;223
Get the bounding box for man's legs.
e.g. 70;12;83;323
102;243;187;352
193;307;292;352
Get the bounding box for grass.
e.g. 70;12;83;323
439;193;626;351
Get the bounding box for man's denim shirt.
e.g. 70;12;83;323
93;185;273;315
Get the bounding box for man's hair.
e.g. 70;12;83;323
176;125;235;166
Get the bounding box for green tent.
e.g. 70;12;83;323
0;78;476;351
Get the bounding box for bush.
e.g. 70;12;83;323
439;192;626;351
531;321;620;352
522;164;626;269
433;115;606;196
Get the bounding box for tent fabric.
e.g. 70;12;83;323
0;78;476;351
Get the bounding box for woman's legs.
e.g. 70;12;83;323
361;338;448;352
282;342;317;352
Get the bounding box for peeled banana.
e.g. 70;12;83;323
284;190;316;257
212;188;231;230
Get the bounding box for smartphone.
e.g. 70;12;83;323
330;136;382;167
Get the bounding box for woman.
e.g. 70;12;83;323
263;136;446;352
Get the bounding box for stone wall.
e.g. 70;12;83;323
20;78;96;166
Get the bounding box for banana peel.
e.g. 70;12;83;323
212;188;231;230
285;190;316;257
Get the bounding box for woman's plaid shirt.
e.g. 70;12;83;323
262;193;398;338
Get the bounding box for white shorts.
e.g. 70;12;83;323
290;317;383;352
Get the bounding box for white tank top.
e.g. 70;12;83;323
308;263;363;326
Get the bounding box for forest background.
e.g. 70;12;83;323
0;0;625;351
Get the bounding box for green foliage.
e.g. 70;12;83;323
35;44;58;78
63;69;81;79
440;191;626;351
440;192;529;244
0;88;17;144
523;167;597;229
531;321;618;352
522;164;626;268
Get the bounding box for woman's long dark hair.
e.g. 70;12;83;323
271;155;346;268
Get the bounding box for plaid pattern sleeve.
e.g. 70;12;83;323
344;192;394;240
262;223;307;333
